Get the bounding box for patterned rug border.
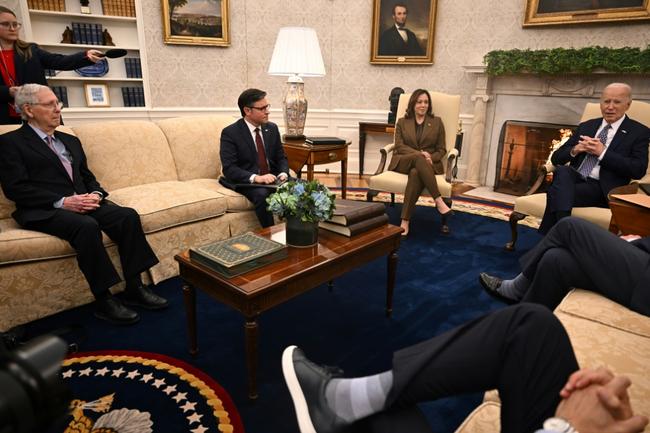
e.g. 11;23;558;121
329;187;540;229
64;350;245;433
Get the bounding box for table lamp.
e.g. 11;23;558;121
268;27;326;140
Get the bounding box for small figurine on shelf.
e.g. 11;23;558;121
79;0;91;14
61;26;74;44
103;29;116;46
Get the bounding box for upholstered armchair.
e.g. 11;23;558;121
506;100;650;251
366;91;461;214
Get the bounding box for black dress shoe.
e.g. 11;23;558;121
282;346;349;433
94;298;140;325
440;209;453;234
478;273;517;305
122;285;169;310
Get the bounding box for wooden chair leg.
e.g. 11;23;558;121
390;193;395;206
505;211;527;251
366;190;379;202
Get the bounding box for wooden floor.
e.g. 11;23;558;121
313;172;474;196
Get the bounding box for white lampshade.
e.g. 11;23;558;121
268;27;326;77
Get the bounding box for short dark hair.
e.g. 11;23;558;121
392;3;407;15
404;89;432;119
238;88;267;117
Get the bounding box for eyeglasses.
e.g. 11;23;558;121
0;21;22;30
31;101;64;110
248;104;271;112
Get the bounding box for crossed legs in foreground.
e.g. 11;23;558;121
479;217;650;316
284;304;636;433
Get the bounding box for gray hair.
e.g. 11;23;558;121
14;84;50;120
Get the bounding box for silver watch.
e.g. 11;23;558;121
543;417;578;433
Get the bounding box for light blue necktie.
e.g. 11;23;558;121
577;124;610;178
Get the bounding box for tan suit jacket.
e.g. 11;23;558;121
388;115;446;175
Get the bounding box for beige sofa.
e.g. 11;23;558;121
455;290;650;432
0;116;261;331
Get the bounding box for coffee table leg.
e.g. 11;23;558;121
182;282;198;356
386;249;398;317
245;316;259;400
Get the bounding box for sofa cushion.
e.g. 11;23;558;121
71;121;179;191
183;178;254;212
0;218;113;264
513;194;612;229
453;401;501;433
156;115;235;181
107;181;228;233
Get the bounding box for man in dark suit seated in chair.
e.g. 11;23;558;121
219;88;289;227
0;84;168;325
538;82;649;235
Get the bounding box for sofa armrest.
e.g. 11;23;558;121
373;142;396;175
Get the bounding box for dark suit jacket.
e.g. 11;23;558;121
551;115;650;195
219;119;289;184
0;124;107;225
0;44;93;124
388;115;446;174
378;26;424;56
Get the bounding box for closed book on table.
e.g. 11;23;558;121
189;232;287;277
319;213;389;237
327;199;385;226
305;136;346;145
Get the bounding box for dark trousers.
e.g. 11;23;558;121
25;203;159;299
521;217;650;316
393;154;441;220
539;166;608;235
239;186;275;227
359;304;579;433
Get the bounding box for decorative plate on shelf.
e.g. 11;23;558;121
75;59;109;77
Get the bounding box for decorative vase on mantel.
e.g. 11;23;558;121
285;216;318;248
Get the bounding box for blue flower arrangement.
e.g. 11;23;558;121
266;179;335;223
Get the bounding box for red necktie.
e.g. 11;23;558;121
46;135;73;180
255;128;269;175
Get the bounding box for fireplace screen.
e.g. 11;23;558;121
494;120;575;196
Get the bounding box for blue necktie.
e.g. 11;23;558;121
577;124;610;178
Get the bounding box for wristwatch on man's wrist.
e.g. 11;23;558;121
543;417;578;433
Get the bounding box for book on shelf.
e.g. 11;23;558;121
319;213;389;237
327;199;386;226
305;136;346;145
189;232;288;277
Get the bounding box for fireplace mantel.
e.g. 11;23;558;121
462;66;650;187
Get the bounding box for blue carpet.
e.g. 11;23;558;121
23;204;542;433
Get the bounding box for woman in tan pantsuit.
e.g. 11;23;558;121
388;89;452;236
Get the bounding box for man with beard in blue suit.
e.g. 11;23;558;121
538;82;649;235
220;88;289;227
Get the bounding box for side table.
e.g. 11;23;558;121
358;121;395;177
282;138;350;198
608;184;650;236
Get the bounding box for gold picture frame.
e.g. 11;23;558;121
161;0;230;46
524;0;650;26
370;0;437;65
84;84;110;107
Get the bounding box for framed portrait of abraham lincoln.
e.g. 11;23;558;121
161;0;230;46
370;0;437;65
524;0;650;26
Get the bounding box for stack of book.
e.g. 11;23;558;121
50;86;69;108
124;58;142;78
189;232;288;277
28;0;65;12
305;136;346;145
319;199;388;237
101;0;136;17
121;87;145;107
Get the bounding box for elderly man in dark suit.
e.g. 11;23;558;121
480;217;650;317
378;3;424;56
219;88;289;227
0;84;168;325
539;82;649;235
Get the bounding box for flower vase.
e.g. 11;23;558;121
286;216;319;248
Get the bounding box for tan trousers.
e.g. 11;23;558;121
393;154;441;220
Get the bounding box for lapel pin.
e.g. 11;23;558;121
621;129;627;134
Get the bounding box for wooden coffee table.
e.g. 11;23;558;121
174;223;402;399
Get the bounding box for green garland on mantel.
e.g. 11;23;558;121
484;46;650;76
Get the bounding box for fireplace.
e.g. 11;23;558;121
494;121;575;196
